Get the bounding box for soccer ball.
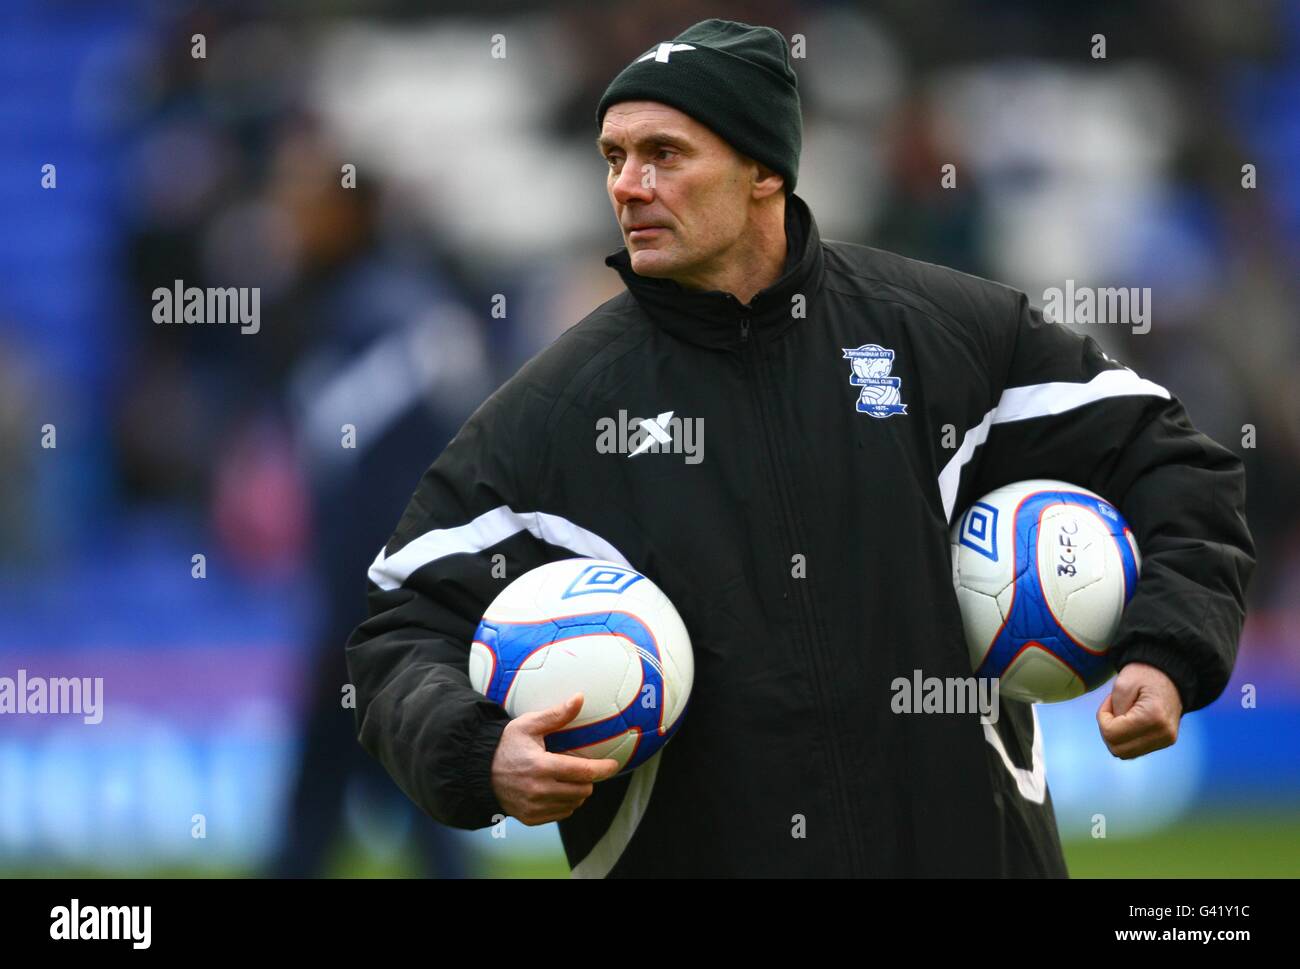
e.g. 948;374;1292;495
469;558;694;774
950;479;1141;703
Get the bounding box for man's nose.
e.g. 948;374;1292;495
611;159;655;206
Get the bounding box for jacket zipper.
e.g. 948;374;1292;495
738;313;863;875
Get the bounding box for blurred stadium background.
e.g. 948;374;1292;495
2;0;1298;878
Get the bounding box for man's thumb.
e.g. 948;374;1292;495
524;693;585;735
1110;670;1140;717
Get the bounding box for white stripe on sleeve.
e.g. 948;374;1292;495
938;368;1170;523
368;506;631;591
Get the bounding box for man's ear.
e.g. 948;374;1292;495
751;161;785;200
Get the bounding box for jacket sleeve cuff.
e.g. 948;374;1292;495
460;715;510;828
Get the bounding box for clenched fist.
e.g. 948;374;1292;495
1097;661;1184;759
491;693;621;826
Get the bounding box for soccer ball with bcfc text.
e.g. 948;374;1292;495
470;558;694;774
951;479;1141;703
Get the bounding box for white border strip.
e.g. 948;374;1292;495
938;368;1170;523
570;752;662;878
369;506;630;591
983;705;1046;804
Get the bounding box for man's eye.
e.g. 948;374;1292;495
656;148;676;161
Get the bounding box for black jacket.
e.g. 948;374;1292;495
345;193;1255;877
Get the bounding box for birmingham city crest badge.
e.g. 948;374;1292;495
842;344;908;418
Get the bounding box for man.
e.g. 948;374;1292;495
346;19;1255;876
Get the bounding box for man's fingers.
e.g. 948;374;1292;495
1107;728;1178;760
513;777;601;826
1096;693;1115;728
1100;689;1172;733
1099;701;1161;739
517;806;580;827
542;752;622;783
1098;697;1179;758
537;780;596;800
516;778;594;806
1098;694;1137;740
1101;715;1165;747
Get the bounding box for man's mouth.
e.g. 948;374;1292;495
627;225;668;240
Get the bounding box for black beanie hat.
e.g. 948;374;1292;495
596;19;802;193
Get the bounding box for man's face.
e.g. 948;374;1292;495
597;101;762;283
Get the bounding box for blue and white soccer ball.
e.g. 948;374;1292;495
950;479;1141;703
469;558;694;774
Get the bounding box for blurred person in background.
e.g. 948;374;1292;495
268;123;493;877
115;14;493;874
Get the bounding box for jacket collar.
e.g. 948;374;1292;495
604;192;825;351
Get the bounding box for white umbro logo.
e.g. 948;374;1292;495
637;43;696;64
